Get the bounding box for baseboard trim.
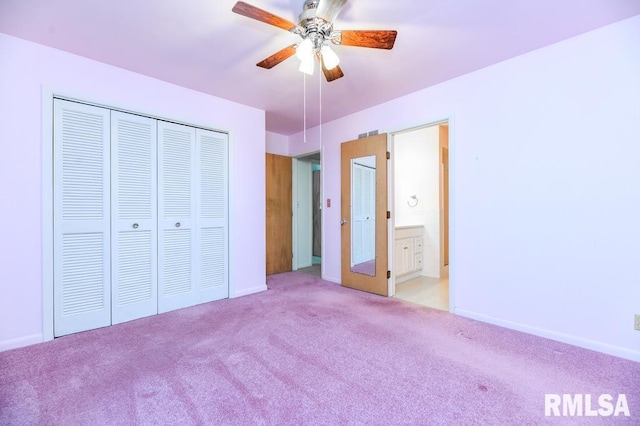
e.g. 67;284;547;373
0;334;44;352
396;271;421;284
455;309;640;362
232;284;267;298
322;275;341;285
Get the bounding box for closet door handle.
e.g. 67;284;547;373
132;223;139;229
175;222;181;228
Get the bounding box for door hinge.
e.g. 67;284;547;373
386;151;390;160
387;211;391;219
387;270;391;279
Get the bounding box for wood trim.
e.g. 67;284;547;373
440;125;450;268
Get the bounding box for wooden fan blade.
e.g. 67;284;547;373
257;44;297;69
232;1;297;31
316;0;348;24
321;62;344;82
337;30;397;49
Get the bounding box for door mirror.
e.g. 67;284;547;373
350;155;376;276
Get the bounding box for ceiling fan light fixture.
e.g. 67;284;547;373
296;38;313;61
320;44;340;70
296;37;315;75
299;54;315;75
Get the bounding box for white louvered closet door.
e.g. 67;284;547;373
53;99;111;337
197;129;229;302
158;121;197;313
111;111;158;324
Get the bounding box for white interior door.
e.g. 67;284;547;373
111;111;158;324
53;99;111;336
197;129;229;302
158;121;196;313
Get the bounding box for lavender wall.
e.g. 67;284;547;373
266;131;289;156
0;34;267;351
289;17;640;360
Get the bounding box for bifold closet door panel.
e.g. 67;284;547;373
53;99;111;337
111;111;158;324
158;121;197;313
197;129;229;303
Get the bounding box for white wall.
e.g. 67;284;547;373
394;126;441;278
266;131;289;156
0;33;267;351
288;16;640;361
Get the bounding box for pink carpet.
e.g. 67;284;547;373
1;271;638;424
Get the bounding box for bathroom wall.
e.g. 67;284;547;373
394;126;441;277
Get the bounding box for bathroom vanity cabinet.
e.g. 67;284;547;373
395;226;424;283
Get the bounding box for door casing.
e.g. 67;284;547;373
389;117;455;312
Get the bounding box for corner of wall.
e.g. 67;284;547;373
266;131;290;156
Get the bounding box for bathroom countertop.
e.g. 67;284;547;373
395;224;424;230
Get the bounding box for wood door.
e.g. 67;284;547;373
266;153;292;275
341;134;389;296
440;125;449;267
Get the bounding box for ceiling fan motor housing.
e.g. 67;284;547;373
298;0;333;49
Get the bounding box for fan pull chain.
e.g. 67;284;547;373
319;63;322;147
303;72;307;144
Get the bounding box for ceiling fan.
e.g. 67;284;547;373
232;0;397;82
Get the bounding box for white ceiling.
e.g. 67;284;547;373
1;0;639;135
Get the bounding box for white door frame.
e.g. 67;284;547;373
389;115;456;313
292;158;312;270
292;152;321;273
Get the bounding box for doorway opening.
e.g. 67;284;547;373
391;121;450;311
293;152;322;278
